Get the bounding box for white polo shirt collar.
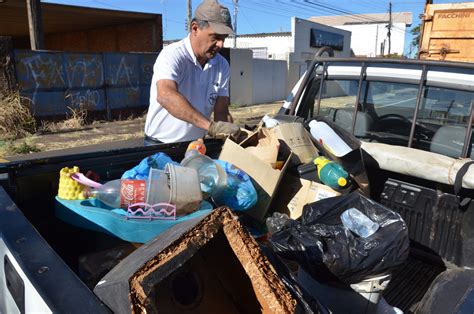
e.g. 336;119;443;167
183;35;218;69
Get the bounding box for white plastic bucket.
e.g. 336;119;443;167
147;165;202;216
166;164;202;215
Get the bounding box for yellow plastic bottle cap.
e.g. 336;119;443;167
338;177;347;187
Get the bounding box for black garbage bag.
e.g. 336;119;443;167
268;192;409;284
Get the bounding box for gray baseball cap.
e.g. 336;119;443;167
194;0;234;35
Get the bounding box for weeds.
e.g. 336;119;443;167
39;106;87;133
0;92;36;140
0;140;41;156
9;141;41;154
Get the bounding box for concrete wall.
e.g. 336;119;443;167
230;49;253;105
252;59;287;104
229;49;287;106
226;35;292;60
335;23;407;56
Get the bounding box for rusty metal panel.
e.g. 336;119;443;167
140;54;156;85
14;50;157;117
104;53;140;87
14;50;105;115
65;89;106;112
104;52;157;109
14;50;65;90
106;87;140;109
63;53;104;88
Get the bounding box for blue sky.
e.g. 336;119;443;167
43;0;469;55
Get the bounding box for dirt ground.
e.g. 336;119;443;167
0;102;283;159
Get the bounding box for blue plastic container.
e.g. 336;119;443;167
55;196;213;243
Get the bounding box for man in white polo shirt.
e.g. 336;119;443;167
144;0;240;144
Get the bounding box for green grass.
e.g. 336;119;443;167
229;103;241;109
6;141;41;155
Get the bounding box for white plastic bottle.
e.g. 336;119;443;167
262;115;280;128
308;120;352;157
340;207;380;238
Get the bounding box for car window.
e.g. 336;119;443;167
364;81;419;147
311;75;473;158
418;87;473;158
314;79;360;134
314;79;418;146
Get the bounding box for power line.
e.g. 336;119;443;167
223;0;409;35
239;8;258;33
303;0;410;34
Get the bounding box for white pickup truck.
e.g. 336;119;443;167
1;56;473;313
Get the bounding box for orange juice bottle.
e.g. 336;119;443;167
186;138;206;156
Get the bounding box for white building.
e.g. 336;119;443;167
310;12;412;57
225;17;352;62
224;17;351;105
226;32;293;60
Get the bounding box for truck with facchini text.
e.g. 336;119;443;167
419;1;474;62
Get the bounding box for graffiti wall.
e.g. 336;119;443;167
14;50;158;118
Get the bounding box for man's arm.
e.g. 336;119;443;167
156;79;211;131
213;96;233;123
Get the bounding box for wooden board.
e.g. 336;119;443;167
420;3;474;62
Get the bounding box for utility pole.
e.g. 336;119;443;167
375;24;379;57
187;0;192;33
233;0;238;48
386;1;392;55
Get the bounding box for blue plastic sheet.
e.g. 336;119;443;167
213;160;258;211
121;152;179;180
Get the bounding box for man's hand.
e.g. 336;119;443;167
208;121;241;139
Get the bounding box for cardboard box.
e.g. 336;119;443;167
276;176;340;219
272;123;319;164
219;129;293;222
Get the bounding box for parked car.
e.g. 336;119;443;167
1;56;473;313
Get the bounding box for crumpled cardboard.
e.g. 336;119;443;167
275;176;340;219
219;129;293;222
244;128;280;168
272;122;319;164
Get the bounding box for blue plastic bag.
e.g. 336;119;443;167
213;160;258;211
121;152;179;180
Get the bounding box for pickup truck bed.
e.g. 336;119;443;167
1;136;473;313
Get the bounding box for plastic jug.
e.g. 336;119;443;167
314;156;349;189
180;153;227;198
308;120;352;157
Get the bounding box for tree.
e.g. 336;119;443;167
410;24;421;49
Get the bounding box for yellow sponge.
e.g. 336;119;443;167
58;166;86;200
